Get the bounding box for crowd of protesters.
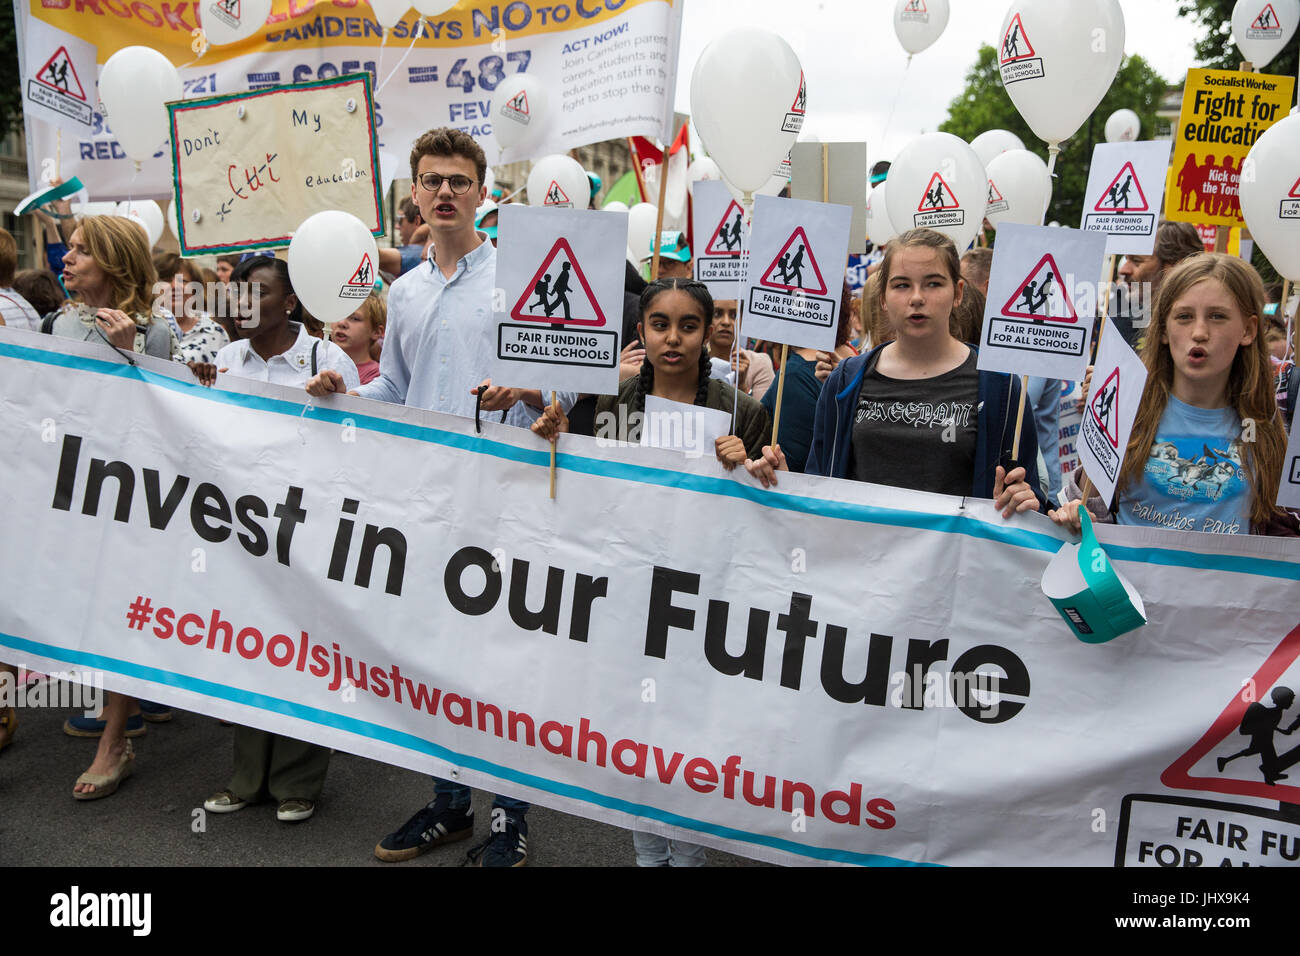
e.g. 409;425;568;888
1;125;1296;866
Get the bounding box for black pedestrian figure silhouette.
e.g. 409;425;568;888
1095;380;1116;433
1115;175;1133;210
220;0;239;13
1218;686;1298;785
530;273;551;311
1259;8;1274;28
785;244;806;288
355;259;371;286
1018;271;1054;316
46;59;69;93
775;253;790;284
1003;23;1021;59
924;181;947;210
793;82;805;113
719;211;743;251
546;261;573;322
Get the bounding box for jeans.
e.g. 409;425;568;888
632;831;707;867
433;776;529;815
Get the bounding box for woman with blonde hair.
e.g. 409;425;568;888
44;216;177;798
49;215;178;360
1053;253;1296;536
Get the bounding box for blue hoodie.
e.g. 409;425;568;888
805;344;1049;512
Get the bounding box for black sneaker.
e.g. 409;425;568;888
465;809;528;867
374;795;474;862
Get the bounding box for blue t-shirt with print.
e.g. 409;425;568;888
1116;396;1250;534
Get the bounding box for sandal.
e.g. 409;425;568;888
0;707;15;754
73;740;134;800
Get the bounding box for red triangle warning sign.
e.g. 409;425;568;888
987;180;1006;204
902;0;927;12
33;46;88;102
1288;176;1300;199
1000;253;1079;323
1162;623;1300;804
1000;12;1036;62
1250;3;1282;30
543;180;572;208
703;200;746;256
215;0;242;19
1089;367;1120;449
791;72;806;115
1093;162;1150;212
510;238;608;327
759;227;827;295
346;254;374;287
505;89;528;116
917;172;961;212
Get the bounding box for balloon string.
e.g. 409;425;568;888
374;29;390;94
375;18;424;97
732;192;752;435
1046;144;1061;178
880;56;912;156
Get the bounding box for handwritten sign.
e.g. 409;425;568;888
168;74;383;256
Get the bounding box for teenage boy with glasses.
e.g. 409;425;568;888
306;127;543;866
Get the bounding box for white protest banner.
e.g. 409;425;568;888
21;15;97;136
691;179;748;295
1077;323;1148;508
2;328;1298;868
641;395;732;459
17;0;684;200
740;194;852;353
491;203;625;395
169;75;384;255
977;222;1107;382
1280;409;1300;510
1079;141;1173;256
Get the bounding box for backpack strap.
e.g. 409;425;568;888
311;340;318;376
40;311;58;334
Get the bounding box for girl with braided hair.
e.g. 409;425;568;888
532;278;771;467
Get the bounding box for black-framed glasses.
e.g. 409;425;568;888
417;172;477;194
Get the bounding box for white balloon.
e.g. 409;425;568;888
984;149;1052;228
527;154;589;210
367;0;410;29
72;201;118;218
689;157;721;182
1239;112;1300;279
970;129;1026;167
893;0;950;55
99;47;183;163
412;0;457;15
198;0;271;46
996;0;1126;147
288;211;380;323
690;29;804;193
887;132;988;249
866;183;897;246
115;200;164;248
1232;0;1299;68
483;166;496;196
603;200;629;213
1104;108;1141;143
494;72;548;154
627;202;659;260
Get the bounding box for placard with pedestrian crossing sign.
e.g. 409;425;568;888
1080;141;1172;256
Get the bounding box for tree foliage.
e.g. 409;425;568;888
0;14;24;143
938;46;1169;228
1177;0;1298;76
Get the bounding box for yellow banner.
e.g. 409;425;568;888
30;0;662;61
1166;68;1295;228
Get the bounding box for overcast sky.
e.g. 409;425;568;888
672;0;1205;165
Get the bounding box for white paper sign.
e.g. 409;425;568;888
977;223;1108;382
1079;141;1173;256
1078;322;1148;508
691;179;748;295
740;194;852;353
21;17;96;135
641;395;732;460
1280;406;1300;510
491;203;627;395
